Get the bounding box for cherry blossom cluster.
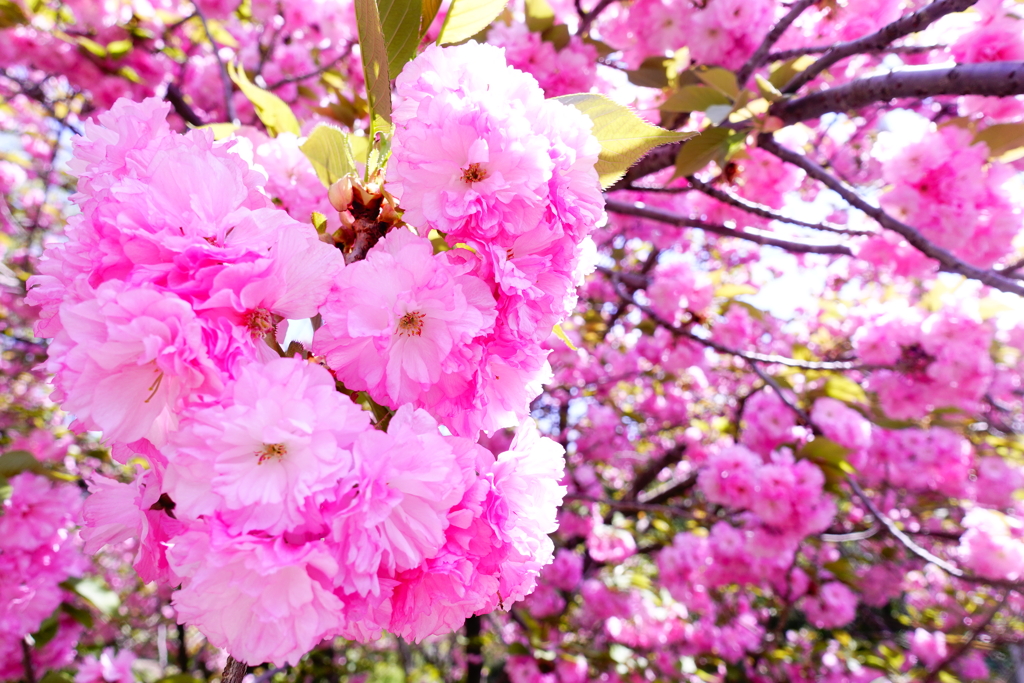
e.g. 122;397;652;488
0;473;84;679
319;43;604;437
880;125;1020;268
26;42;605;666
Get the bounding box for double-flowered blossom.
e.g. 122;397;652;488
0;473;85;680
855;305;994;420
36;44;578;667
880;125;1020;268
316;41;604;437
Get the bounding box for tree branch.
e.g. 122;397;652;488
923;592;1009;683
604;199;855;256
766;43;946;62
627;444;687;501
606;270;866;371
780;0;979;93
736;0;818;86
757;135;1024;297
222;656;248;683
774;61;1024;125
682;174;871;236
195;5;238;123
165;83;205;127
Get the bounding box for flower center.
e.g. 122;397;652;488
461;163;489;184
256;443;287;464
896;342;935;378
396;311;426;337
244;307;274;340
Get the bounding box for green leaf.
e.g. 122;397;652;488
377;0;422;78
300;125;359;188
421;0;443;35
311;211;328;233
195;122;240;139
554;93;695;189
60;602;94;629
355;0;393;124
626;56;671;89
767;55;815;89
660;85;731;113
552;324;577;351
973;122;1024;160
672;126;732;178
800;437;854;472
155;676;202;683
0;0;30;29
71;577;120;617
106;38;133;59
525;0;555;32
692;66;738;98
754;74;782;102
437;0;507;45
0;450;44;478
824;375;868;405
823;558;860;587
39;672;74;683
714;283;757;298
77;37;108;58
227;63;301;136
32;612;60;647
541;23;569;50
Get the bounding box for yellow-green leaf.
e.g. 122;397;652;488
311;211;328;233
106;38;133;59
767;55;815;89
824;375;867;404
660;85;731;113
692;66;738;98
355;0;393;123
421;0;443;34
195;122;239;139
227;62;301;136
438;0;507;45
672;126;732;178
553;324;577;350
525;0;555;32
0;450;43;478
800;437;853;470
754;74;782;102
77;36;108;58
626;55;671;89
378;0;422;78
71;577;120;617
541;23;569;50
0;0;29;29
714;283;757;298
973;122;1024;160
554;93;696;189
300;124;359;188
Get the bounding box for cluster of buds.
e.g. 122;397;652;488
325;172;404;264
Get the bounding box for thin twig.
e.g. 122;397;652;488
578;0;618;35
266;46;352;90
195;5;238;123
780;0;979;93
683;174;871;236
923;592;1009;683
736;0;818;85
758;135;1024;297
22;638;35;683
564;493;688;516
607;271;866;371
820;527;880;542
605;199;855;256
